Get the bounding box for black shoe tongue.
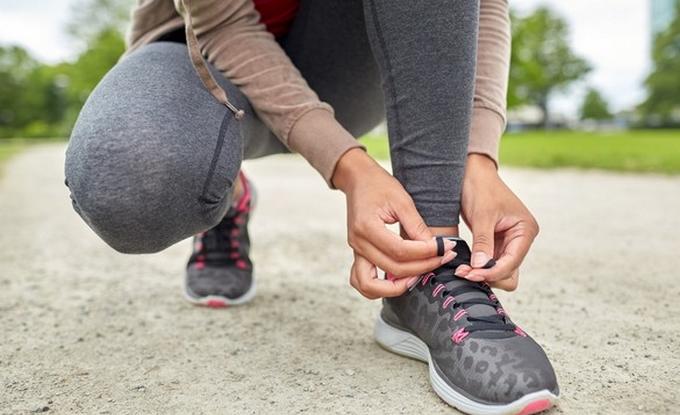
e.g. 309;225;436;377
434;237;497;319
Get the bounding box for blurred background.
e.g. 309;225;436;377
0;0;679;171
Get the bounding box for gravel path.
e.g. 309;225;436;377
1;144;679;414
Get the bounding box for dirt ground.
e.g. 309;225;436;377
1;144;679;414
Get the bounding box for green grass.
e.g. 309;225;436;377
360;129;680;174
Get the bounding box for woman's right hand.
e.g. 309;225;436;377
332;148;456;299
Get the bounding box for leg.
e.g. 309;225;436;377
281;0;385;139
360;5;559;412
363;0;479;227
183;1;387;306
65;42;264;254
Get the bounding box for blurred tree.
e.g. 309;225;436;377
580;88;612;121
57;0;130;134
0;46;37;131
66;0;134;49
0;0;132;139
640;0;680;126
64;29;126;109
0;46;68;138
508;7;591;127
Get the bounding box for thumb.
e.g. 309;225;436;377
398;199;433;241
471;216;495;268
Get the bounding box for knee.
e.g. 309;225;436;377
64;41;244;254
65;135;233;254
64;110;240;254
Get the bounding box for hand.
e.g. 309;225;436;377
333;148;456;299
456;154;540;291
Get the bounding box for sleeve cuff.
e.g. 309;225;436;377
468;107;504;168
286;108;365;188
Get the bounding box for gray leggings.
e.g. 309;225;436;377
65;0;479;254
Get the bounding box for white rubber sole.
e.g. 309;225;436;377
374;315;558;415
184;278;256;308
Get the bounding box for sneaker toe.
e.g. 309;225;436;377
434;335;559;405
186;265;252;300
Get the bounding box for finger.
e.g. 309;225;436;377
470;212;497;268
465;233;533;282
357;239;457;278
490;269;519;291
351;254;418;298
395;198;433;241
454;264;472;277
364;221;455;261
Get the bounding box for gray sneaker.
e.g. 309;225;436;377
184;172;256;307
375;237;559;415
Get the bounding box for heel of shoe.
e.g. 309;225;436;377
374;315;428;363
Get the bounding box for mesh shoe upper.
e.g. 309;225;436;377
381;238;559;404
185;173;254;300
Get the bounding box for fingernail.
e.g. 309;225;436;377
440;250;457;265
471;252;491;268
444;240;456;251
406;276;420;288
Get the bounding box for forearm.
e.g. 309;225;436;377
468;0;511;165
176;0;361;186
288;109;364;187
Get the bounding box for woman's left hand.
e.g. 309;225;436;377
456;154;540;291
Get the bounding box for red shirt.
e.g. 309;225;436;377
252;0;300;37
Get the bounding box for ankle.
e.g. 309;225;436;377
428;226;459;237
399;225;459;239
231;171;245;205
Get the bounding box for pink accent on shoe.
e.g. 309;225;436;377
497;307;506;316
235;259;248;270
442;296;455;309
229;252;240;259
195;252;206;270
514;326;527;337
206;299;227;308
489;293;497;301
230;241;239;248
432;283;446;297
230;229;239;237
517;398;552;415
453;309;467;321
235;171;252;213
421;272;435;286
451;327;469;344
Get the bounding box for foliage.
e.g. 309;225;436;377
580;88;612;121
360;130;680;174
0;47;69;138
59;29;127;131
508;7;591;125
640;0;680;126
66;0;134;49
0;0;129;139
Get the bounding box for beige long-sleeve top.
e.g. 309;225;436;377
126;0;510;187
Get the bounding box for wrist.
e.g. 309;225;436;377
332;148;380;192
465;154;499;180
